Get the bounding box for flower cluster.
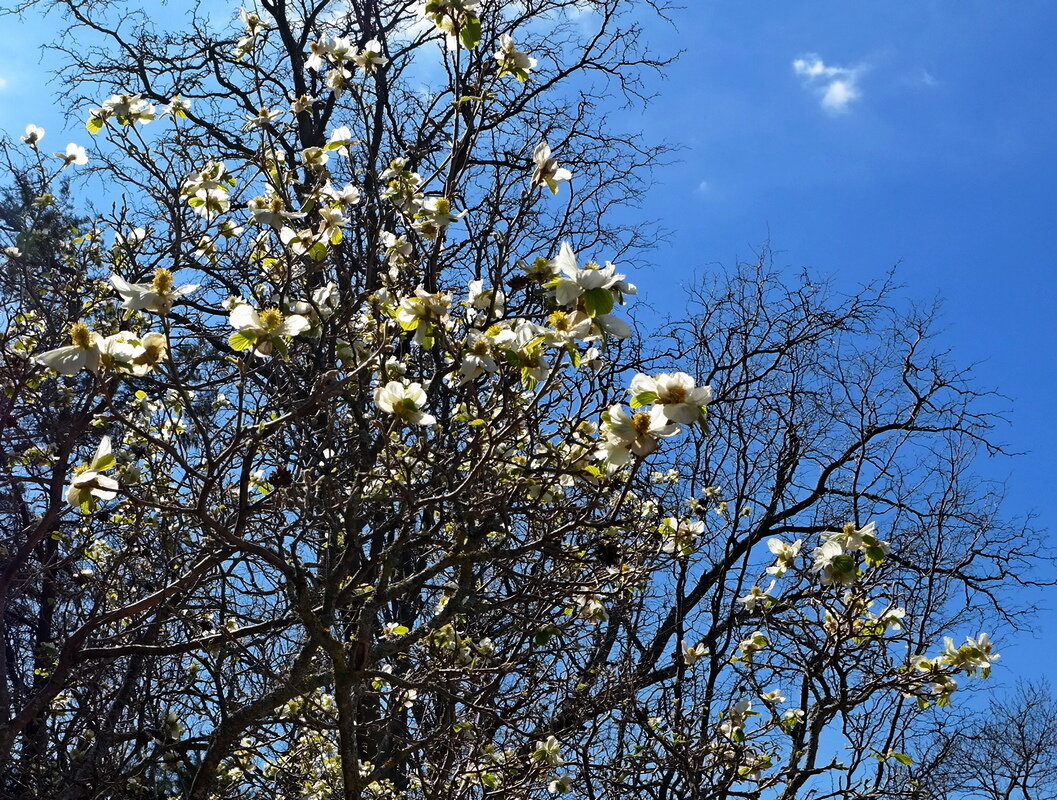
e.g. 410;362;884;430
34;323;168;377
182;161;235;219
423;0;482;50
494;34;536;82
87;93;157;133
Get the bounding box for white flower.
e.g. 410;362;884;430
760;689;786;705
128;332;169;375
811;540;857;586
162;95;192;117
549;242;624;307
228;304;311;357
532;141;572;194
457;331;498;383
245;106;282;130
494;34;537;82
823;521;890;566
548;774;574;795
374;381;436;425
21;124;45;148
353;39;388;73
942;633;1000;674
395;288;451;346
67;437;120;509
765;537;803;577
290;93;315;113
413;197;461;239
55;143;88;166
34;322;102;375
532;735;564;766
423;0;481;50
682;640;709;666
325;125;355;156
599;404;679;465
738;630;768;657
738;582;776;612
629;372;712;425
466;279;505;314
239;7;268;35
544;310;592;345
660;516;704;556
110;268;198;314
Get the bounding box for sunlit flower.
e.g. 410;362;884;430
374;381;436;425
599;404;679;464
738;581;776;612
766;537;803;577
532;141;572;194
353;39;388;73
21;124;45;148
682;640;710;666
549;242;624;307
494;34;537;82
228;304;311;357
55;143;88;166
162;95;192;117
67;437;119;509
811;540;858;587
110;268;198;314
629;372;712;425
34;322;102;375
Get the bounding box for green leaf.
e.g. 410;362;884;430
566;343;581;368
582;287;614;317
459;16;482;49
92;453;116;472
630;391;657;409
228;331;254;351
86;117;104;135
308;241;328;262
893;752;913;766
330;228;343;246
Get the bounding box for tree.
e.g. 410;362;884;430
0;1;1048;798
909;681;1057;800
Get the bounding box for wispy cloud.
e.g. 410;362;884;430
905;68;939;88
0;76;8;91
793;54;863;114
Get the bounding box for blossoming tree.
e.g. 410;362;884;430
0;1;1045;798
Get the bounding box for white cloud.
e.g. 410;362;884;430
0;76;8;91
793;54;862;114
696;179;710;194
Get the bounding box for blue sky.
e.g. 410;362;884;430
1;2;1054;680
625;1;1057;680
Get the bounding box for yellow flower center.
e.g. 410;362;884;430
259;308;285;331
664;386;687;404
70;322;92;349
433;197;451;215
632;412;653;435
843;522;857;536
152;267;174;294
548;311;572;332
471;339;490;356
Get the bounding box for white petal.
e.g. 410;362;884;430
35;346;89;375
229;304;261;331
